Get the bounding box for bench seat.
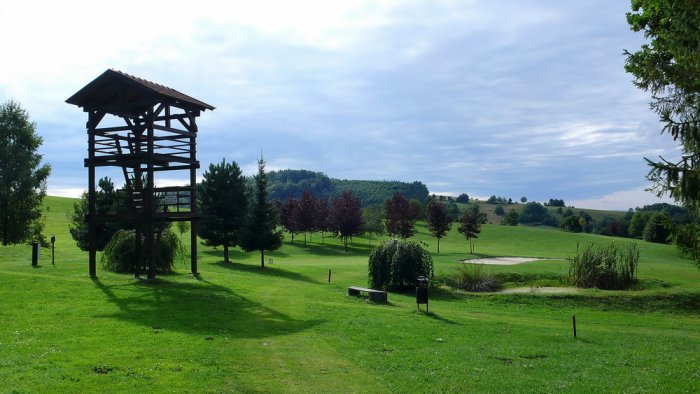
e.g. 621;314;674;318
348;286;387;302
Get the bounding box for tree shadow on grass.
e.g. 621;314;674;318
284;240;373;256
422;311;463;326
201;248;248;260
212;261;321;284
92;278;321;337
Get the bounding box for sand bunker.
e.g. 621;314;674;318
462;257;554;265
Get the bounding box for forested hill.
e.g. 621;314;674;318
331;179;429;207
265;169;429;207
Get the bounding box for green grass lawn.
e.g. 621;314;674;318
1;197;699;393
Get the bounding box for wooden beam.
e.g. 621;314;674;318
86;111;106;129
91;125;135;134
155;113;189;122
153;124;196;137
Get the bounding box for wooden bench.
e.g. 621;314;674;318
347;286;387;303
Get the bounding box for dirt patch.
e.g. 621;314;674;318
500;286;580;294
462;257;557;265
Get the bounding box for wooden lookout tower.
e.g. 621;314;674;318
67;69;214;279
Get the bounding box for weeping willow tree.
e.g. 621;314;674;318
101;229;181;274
625;0;700;264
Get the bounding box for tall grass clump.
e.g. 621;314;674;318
446;263;502;292
368;239;433;291
569;242;639;289
101;229;180;273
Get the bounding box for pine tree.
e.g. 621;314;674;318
198;159;248;263
240;156;283;267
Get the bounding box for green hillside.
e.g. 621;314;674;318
0;196;698;392
461;199;627;226
264;169;429;207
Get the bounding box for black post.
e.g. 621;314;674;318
573;315;577;338
51;235;55;266
328;269;331;283
426;292;429;314
31;242;39;267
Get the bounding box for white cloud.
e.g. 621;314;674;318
569;187;675;211
47;188;84;198
1;1;684;211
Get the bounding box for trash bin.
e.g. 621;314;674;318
31;242;40;266
416;276;429;312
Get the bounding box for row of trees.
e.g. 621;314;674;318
69;157;283;269
275;190;488;255
199;157;282;266
278;189;368;252
278;190;416;251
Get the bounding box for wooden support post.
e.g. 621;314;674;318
573;315;577;338
146;223;155;280
88;112;97;278
328;269;331;283
189;113;198;275
146;107;156;280
135;227;142;277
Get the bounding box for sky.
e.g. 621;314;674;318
0;0;679;210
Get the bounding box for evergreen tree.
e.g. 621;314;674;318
501;209;519;226
455;193;470;203
625;1;700;263
426;201;452;253
642;211;671;243
560;215;584;233
0;100;51;245
240;156;283;267
198;159;248;263
69;177;121;251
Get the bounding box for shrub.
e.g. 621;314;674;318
568;242;639;289
368;239;433;291
446;264;502;292
519;202;559;227
101;229;181;274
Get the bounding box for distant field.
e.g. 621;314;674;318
0;196;698;392
458;199;626;226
